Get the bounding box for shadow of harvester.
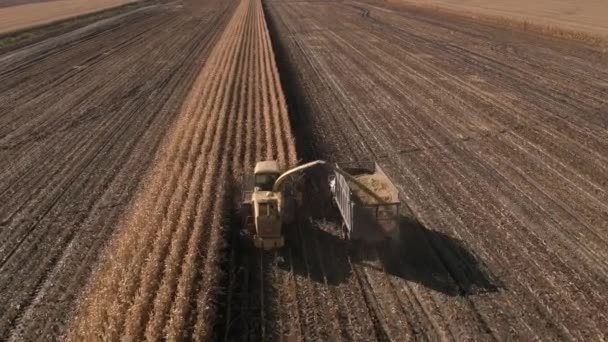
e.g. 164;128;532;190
376;216;502;296
276;177;502;296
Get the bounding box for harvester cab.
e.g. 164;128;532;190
254;161;279;191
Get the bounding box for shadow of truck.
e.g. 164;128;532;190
375;216;502;296
287;169;501;296
278;191;502;296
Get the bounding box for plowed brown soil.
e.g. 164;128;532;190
67;0;296;339
394;0;608;36
0;0;135;34
239;0;607;340
0;0;235;340
2;0;608;340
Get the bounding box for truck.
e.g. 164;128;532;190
329;161;401;242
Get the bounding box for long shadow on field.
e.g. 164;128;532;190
277;171;501;296
377;216;503;296
281;213;502;296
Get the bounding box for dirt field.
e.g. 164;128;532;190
0;0;56;9
0;0;135;34
0;0;235;340
393;0;608;36
1;0;608;340
245;0;606;340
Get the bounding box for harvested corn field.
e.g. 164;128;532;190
393;0;608;36
1;0;607;340
0;0;236;340
261;0;608;340
0;0;136;34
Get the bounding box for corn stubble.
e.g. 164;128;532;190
67;0;297;339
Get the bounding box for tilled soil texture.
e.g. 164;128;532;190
260;0;608;340
393;0;608;36
0;1;237;340
68;0;296;339
0;0;56;9
0;0;134;34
